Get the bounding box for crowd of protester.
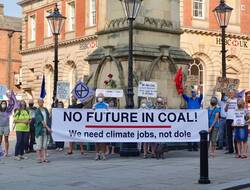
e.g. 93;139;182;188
0;87;249;163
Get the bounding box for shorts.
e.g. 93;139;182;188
0;126;10;136
234;126;248;142
35;133;48;150
209;128;218;146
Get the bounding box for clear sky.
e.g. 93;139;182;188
1;0;21;17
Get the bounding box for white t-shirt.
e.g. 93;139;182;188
226;98;237;120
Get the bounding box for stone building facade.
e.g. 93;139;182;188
180;0;250;104
18;0;98;105
19;0;192;108
0;4;22;95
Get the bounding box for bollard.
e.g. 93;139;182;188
198;130;211;184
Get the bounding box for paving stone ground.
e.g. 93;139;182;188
1;137;250;190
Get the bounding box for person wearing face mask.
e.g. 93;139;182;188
93;93;109;160
0;101;10;157
224;89;238;154
55;101;65;151
217;95;228;150
13;100;31;160
25;99;37;153
67;96;85;155
208;97;220;157
181;86;203;151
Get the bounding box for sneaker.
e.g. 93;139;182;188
59;148;63;152
20;155;28;160
56;148;60;151
95;153;100;160
14;156;21;161
101;153;106;160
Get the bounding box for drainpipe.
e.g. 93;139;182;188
7;31;14;90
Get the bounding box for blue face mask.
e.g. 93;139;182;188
191;92;196;97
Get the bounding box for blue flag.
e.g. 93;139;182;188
40;75;46;99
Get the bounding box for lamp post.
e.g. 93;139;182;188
46;4;66;107
213;0;233;79
119;0;143;156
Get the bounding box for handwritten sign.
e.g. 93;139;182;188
57;81;70;100
215;77;240;94
138;81;157;98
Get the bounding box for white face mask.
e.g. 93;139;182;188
98;98;103;102
1;105;6;109
141;103;147;108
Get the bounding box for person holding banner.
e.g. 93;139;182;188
181;86;203;151
233;99;249;159
67;96;85;155
93;93;109;160
55;101;65;152
13;100;31;160
208;97;220;157
0;101;10;157
34;99;51;163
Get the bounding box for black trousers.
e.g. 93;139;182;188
15;131;29;156
226;119;234;153
55;142;64;149
188;142;198;150
25;126;35;151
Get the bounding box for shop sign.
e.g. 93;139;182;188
216;37;248;48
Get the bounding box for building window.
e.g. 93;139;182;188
68;2;75;31
30;15;36;41
188;59;204;90
89;0;96;26
193;0;205;19
46;10;52;37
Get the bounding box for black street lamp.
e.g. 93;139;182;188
119;0;143;157
213;0;233;78
47;4;66;107
120;0;143;108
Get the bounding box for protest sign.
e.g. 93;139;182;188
185;75;199;87
215;77;240;94
72;81;94;103
138;81;157;98
52;109;208;143
57;81;70;100
0;85;7;96
95;89;124;98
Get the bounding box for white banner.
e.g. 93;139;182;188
95;89;124;98
52;109;208;142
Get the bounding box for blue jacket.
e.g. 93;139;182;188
182;94;203;109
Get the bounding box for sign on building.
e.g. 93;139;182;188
57;81;70;100
138;81;158;98
95;89;124;98
215;77;240;94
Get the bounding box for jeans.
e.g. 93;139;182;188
218;118;227;148
15;131;29;156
